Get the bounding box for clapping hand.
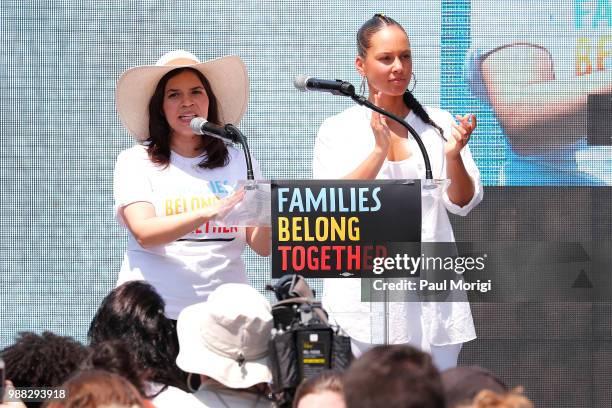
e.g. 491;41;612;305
445;114;477;158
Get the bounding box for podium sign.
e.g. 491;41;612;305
271;180;421;278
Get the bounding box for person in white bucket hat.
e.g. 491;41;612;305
113;50;271;325
153;283;275;407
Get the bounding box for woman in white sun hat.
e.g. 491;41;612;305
113;50;271;322
153;283;275;407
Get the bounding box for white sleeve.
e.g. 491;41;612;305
113;148;154;225
312;117;354;179
442;143;484;216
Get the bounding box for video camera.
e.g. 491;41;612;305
266;275;352;407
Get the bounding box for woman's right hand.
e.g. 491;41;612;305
340;91;391;180
370;91;391;156
203;188;246;221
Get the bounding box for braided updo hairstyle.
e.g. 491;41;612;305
357;14;446;140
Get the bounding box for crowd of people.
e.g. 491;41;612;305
1;281;533;408
2;12;527;408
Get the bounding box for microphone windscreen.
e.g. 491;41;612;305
190;117;207;135
293;75;309;91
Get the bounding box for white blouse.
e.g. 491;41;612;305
312;104;483;345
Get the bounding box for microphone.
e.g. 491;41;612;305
190;117;240;143
293;75;355;97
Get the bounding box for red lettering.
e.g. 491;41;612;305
293;246;305;271
307;246;319;270
278;246;291;271
362;245;374;269
347;245;361;270
331;246;345;269
376;245;388;259
320;246;331;270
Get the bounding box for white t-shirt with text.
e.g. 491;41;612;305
114;145;259;318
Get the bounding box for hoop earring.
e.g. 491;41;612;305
359;76;366;97
408;72;417;93
186;372;200;393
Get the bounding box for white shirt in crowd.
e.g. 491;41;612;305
152;381;273;408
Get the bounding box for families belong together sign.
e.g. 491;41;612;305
271;180;422;278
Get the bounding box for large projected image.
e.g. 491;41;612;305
467;0;612;185
2;1;611;406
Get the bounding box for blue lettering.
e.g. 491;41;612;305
575;0;591;28
329;188;336;212
289;189;304;212
370;187;382;212
338;188;349;212
593;0;612;27
278;187;290;212
358;187;370;212
305;188;326;212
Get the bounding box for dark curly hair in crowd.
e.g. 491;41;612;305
357;14;446;140
80;339;147;397
43;369;145;408
343;344;445;408
87;281;185;393
1;331;89;408
146;67;230;169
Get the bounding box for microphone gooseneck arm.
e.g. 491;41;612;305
295;76;433;179
349;93;434;180
190;117;254;181
225;124;255;181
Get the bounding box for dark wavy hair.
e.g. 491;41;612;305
87;281;185;392
147;67;230;169
80;340;147;397
1;331;89;408
357;14;445;140
343;345;445;408
43;370;145;408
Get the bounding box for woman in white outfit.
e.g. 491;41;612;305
312;14;483;370
113;50;271;321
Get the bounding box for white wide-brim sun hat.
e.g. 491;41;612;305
115;49;249;141
176;283;273;389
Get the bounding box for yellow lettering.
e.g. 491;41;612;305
280;216;361;242
597;35;612;71
330;217;345;241
174;198;183;214
576;36;592;76
348;217;360;240
303;217;314;241
315;217;329;241
165;199;173;215
292;217;303;241
278;217;290;242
